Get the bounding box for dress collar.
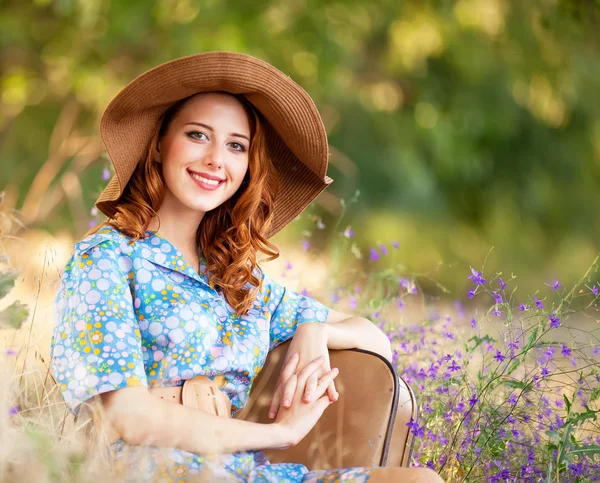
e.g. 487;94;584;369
135;230;218;293
81;225;218;294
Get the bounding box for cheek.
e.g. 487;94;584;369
232;161;249;186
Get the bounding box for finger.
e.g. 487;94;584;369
313;393;334;414
268;384;282;419
281;374;298;408
296;355;326;385
327;381;338;402
269;354;299;419
303;372;320;402
315;368;339;400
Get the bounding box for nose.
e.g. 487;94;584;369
202;143;225;170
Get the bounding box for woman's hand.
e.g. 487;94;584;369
272;354;339;448
268;323;338;420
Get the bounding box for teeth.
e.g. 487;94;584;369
190;172;222;186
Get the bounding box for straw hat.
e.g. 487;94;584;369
96;51;333;238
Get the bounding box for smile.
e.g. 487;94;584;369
188;170;225;191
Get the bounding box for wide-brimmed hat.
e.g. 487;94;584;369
96;51;333;238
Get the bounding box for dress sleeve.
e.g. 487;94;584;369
50;237;147;414
261;271;330;351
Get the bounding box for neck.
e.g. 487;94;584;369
147;212;204;258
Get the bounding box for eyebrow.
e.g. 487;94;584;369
184;122;250;142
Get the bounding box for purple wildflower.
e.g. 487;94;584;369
88;220;97;229
546;279;563;291
468;267;486;285
494;350;505;362
9;406;19;416
588;285;599;297
468;288;476;300
285;261;293;270
349;296;357;309
102;167;111;181
4;348;18;356
470;318;477;329
379;245;388;256
508;393;518;405
331;292;340;304
405;418;424;438
548;312;561;329
561;344;571;357
392;241;400;249
301;288;310;297
448;360;461;372
534;296;544;309
369;248;380;261
396;298;405;311
498;278;507;290
492;307;501;317
302;240;310;251
468;393;478;406
519;303;529;311
343;227;355;238
493;292;503;304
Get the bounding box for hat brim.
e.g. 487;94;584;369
96;51;333;238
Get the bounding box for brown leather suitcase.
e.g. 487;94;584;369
235;341;418;470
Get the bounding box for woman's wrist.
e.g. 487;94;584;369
267;422;295;450
296;321;329;342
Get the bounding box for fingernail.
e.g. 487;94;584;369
283;399;290;407
268;412;274;418
332;368;339;373
305;394;312;402
291;353;299;359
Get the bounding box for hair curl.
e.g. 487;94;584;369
86;92;280;315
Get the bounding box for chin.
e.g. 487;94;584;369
185;200;224;213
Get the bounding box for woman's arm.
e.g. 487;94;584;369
99;386;291;454
98;354;337;455
321;309;393;362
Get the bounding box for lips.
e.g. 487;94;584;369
188;169;225;191
187;169;225;182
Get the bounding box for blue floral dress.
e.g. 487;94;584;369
50;225;379;482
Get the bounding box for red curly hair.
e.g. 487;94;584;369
86;92;280;315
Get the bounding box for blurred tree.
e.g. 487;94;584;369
1;0;599;295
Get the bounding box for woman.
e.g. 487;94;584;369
50;53;443;482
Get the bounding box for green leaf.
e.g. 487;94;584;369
570;444;600;456
501;379;531;392
467;334;496;352
564;406;600;428
0;270;18;298
524;327;539;352
0;301;29;329
506;359;521;375
563;394;572;413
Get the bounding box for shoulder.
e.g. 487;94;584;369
74;224;134;258
61;225;136;281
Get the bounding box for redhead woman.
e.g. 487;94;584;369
49;53;443;482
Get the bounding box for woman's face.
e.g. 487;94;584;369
156;92;251;217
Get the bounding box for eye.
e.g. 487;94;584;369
186;130;208;141
229;142;247;153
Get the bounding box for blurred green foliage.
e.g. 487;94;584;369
1;0;599;296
